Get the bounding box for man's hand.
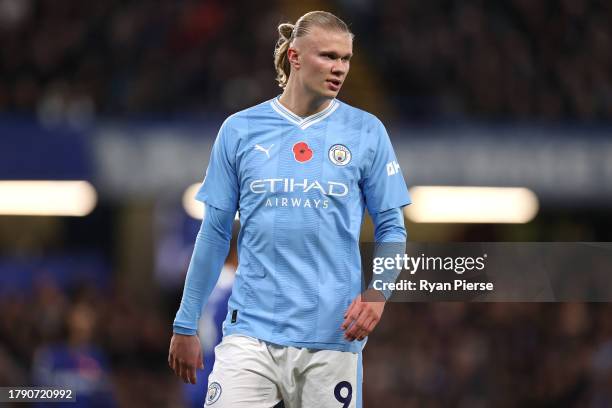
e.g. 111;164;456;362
341;288;386;341
168;333;204;384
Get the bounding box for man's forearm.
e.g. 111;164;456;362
173;203;234;335
369;207;407;300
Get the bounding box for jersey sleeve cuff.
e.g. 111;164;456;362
173;325;197;336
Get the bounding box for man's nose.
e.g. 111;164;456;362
331;60;347;75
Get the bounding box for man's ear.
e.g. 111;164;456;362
287;47;300;69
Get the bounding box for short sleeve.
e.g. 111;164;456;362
362;119;411;214
195;120;240;212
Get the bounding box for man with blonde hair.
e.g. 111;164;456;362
169;10;410;408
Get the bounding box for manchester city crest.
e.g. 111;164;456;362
206;382;222;405
328;144;351;166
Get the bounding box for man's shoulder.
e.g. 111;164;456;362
223;98;275;128
336;99;384;128
334;100;386;142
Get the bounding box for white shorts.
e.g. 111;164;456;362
204;334;361;408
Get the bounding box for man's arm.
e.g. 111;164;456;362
369;206;407;300
168;203;235;384
341;207;407;341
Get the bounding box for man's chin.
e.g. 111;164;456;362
323;88;340;98
309;86;340;100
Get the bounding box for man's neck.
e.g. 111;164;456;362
278;86;332;118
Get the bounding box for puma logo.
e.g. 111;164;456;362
254;144;274;158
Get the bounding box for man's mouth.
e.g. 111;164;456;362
326;79;342;90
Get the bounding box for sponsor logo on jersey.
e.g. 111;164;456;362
328;144;351;166
293;141;313;162
206;382;222;405
250;178;348;209
250;178;348;197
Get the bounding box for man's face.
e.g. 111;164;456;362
290;26;353;99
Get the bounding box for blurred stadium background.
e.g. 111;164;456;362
1;0;611;406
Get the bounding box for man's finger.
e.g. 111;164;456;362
354;307;370;331
341;311;356;331
342;301;362;330
359;316;375;338
176;360;184;381
179;361;190;383
345;305;366;335
347;306;371;339
174;360;181;380
355;311;375;339
170;355;178;374
346;324;362;341
345;326;358;341
344;315;364;340
198;348;204;370
188;365;197;384
354;318;370;340
366;316;378;333
343;297;357;321
345;296;357;314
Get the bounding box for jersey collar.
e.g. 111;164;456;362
271;97;339;130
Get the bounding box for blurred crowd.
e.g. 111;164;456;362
0;278;180;407
1;0;611;121
340;0;612;120
366;302;612;407
0;0;280;121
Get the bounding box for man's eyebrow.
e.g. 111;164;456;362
320;50;353;58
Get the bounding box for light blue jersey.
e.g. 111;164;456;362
197;97;410;352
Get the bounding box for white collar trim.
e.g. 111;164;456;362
271;97;339;130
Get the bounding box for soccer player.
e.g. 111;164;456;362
169;10;410;408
